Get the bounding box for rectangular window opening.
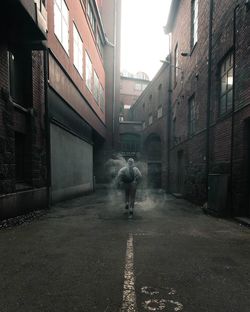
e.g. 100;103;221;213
54;0;69;53
219;52;234;116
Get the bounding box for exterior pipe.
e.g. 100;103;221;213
43;49;51;208
230;4;240;216
167;35;172;193
112;0;117;150
206;0;214;200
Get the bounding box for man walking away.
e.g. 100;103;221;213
117;158;142;218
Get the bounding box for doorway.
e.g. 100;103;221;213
177;150;184;194
148;163;162;189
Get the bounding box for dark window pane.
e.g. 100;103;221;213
220;95;227;115
227;90;233;111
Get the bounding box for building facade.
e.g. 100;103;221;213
120;63;170;188
0;0;121;217
93;0;122;182
120;72;149;121
0;0;48;219
165;0;250;216
46;0;121;201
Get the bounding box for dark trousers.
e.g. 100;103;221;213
124;183;137;209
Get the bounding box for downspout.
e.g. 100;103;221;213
112;0;117;150
206;0;214;199
230;4;240;216
43;49;51;208
167;34;172;193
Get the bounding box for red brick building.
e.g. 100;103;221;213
165;0;250;217
120;72;149;121
0;0;121;217
0;1;48;218
120;63;169;188
46;0;121;201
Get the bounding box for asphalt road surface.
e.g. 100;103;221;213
0;189;249;312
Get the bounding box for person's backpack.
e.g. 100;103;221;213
121;167;135;183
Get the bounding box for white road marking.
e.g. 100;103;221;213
121;233;137;312
142;299;183;311
141;286;160;296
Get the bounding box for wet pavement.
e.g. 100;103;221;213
0;188;249;312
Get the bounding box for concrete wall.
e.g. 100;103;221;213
51;123;93;203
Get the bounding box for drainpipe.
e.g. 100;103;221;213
206;0;214;199
112;0;117;151
43;49;51;208
230;4;240;216
167;35;172;193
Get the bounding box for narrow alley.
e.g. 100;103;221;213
0;189;249;312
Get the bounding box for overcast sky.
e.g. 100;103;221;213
120;0;171;80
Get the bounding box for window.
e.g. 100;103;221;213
142;121;146;129
119;115;124;122
54;0;69;53
173;118;176;140
188;96;196;136
87;1;96;32
191;0;198;48
9;50;32;108
120;134;141;153
93;71;99;102
149;114;153;125
124;104;131;110
219;52;233;116
73;24;83;77
158;84;162;104
174;43;178;83
100;84;105;111
97;30;103;57
85;52;92;92
135;83;142;91
157;106;163;118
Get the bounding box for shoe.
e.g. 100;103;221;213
128;211;133;219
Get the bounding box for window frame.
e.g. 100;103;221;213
96;29;104;57
99;84;105;112
85;51;93;92
73;23;83;77
93;71;99;103
87;0;96;34
174;43;178;84
54;0;69;54
157;106;163;119
149;114;153;125
191;0;198;49
219;52;234;116
188;95;196;136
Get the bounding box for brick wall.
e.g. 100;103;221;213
168;0;250;214
128;64;169;189
0;47;47;196
0;46;14;194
